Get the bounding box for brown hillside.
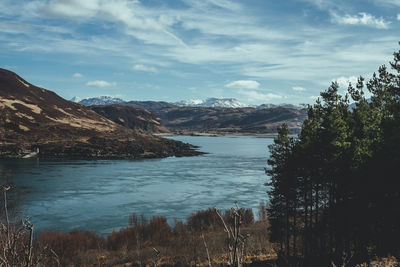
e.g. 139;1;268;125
0;69;199;159
90;105;170;133
148;106;307;134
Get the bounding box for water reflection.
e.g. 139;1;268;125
0;136;273;235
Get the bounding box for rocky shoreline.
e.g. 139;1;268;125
0;137;203;160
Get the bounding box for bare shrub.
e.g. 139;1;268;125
107;215;172;252
187;208;222;232
224;207;254;226
0;182;59;266
36;230;104;266
257;201;268;222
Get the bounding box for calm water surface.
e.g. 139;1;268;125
0;136;273;235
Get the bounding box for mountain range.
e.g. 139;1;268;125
75;96;307;110
174;98;247;108
78;96;307;134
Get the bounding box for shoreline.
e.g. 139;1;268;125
0;137;204;160
154;131;280;137
155;131;299;138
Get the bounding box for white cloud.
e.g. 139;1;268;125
40;0;185;47
330;12;390;29
72;72;83;78
397;14;400;21
333;76;358;88
85;80;116;88
133;64;158;73
238;89;282;103
183;0;242;11
226;80;260;89
41;0;107;18
292;86;306;91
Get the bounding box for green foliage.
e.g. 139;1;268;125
266;46;400;265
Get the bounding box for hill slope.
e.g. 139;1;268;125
153;106;306;134
0;69;199;159
90;105;170;133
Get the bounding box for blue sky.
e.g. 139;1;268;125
1;0;399;105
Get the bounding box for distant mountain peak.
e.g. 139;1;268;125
79;96;125;106
257;103;307;110
70;96;81;103
175;97;248;108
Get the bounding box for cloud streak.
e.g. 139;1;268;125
85;80;116;88
237;89;283;103
330;12;390;29
292;86;306;91
226;80;260;89
133;64;158;73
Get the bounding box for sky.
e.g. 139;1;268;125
1;0;400;105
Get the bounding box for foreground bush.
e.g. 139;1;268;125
34;205;271;266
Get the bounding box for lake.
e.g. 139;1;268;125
0;136;273;235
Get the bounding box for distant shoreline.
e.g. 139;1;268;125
155;131;291;137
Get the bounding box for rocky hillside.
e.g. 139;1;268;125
90;105;169;133
0;69;200;159
153;106;307;134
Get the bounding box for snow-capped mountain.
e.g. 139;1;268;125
70;96;81;103
78;96;125;106
257;103;308;110
75;95;308;110
174;99;204;106
256;103;278;109
175;98;248;108
279;103;308;109
348;98;372;110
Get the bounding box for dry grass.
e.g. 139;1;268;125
33;204;275;267
357;257;399;267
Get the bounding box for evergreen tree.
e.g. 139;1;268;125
266;46;400;265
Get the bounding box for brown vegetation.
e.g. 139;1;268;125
34;203;275;267
90;105;170;134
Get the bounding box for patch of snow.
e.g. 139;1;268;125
79;96;125;106
70;96;81;103
175;98;248;108
257;103;308;110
